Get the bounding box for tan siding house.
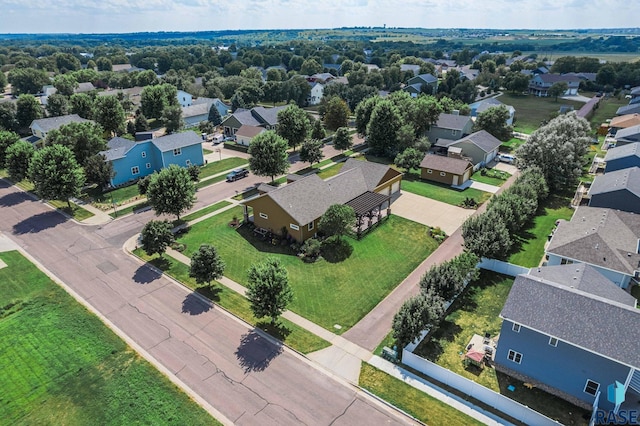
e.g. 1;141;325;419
420;154;473;186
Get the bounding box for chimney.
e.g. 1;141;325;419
451;109;460;116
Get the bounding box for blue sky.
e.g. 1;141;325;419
2;0;638;34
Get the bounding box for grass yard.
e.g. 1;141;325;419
508;193;574;267
413;271;586;425
202;148;213;155
471;168;511;186
92;183;141;204
182;200;232;222
109;200;150;218
500;137;526;153
199;157;247;179
500;93;584;134
316;162;344;179
401;174;492;207
359;364;484;426
0;251;218;426
48;200;95;221
195;174;226;190
588;96;629;130
177;207;438;332
133;250;329;354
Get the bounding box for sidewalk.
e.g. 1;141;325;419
71;197;113;225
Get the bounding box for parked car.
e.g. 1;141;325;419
498;154;515;164
226;168;249;182
224;136;236;142
212;134;224;144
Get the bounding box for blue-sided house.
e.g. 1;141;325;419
604;143;640;173
101;132;204;186
495;264;640;414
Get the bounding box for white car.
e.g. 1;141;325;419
498;154;515;164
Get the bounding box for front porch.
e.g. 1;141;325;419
345;191;391;240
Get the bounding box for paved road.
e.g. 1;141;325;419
0;179;415;426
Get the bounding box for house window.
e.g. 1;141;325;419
186;159;191;166
131;166;140;175
146;163;151;169
141;151;147;158
308;221;314;231
427;169;433;174
173;148;182;156
290;224;300;231
512;323;521;333
451;130;458;136
584;380;600;396
549;337;558;347
560;258;574;265
440;172;446;176
259;212;268;219
507;350;522;364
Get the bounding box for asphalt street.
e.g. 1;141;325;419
0;178;416;425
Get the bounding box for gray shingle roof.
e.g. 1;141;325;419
501;269;640;368
30;114;90;132
230;109;262;127
435;113;473;131
454;130;502;153
604;142;640;162
471;98;515;115
589;167;640;197
615;124;640;140
181;102;211;118
101;137;136;161
420;154;473;175
617;104;640;116
152;131;202;152
252;106;286;127
547;206;640;276
340;158;396;191
415;73;437;83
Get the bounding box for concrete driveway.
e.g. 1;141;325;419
391;192;475;236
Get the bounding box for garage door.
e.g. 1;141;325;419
391;181;400;194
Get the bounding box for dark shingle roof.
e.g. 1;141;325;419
230;109;262;127
181;102;211;118
101;137;136;161
604;142;640;162
617;104;640;116
547;206;640;276
453;130;502;153
152;132;202;152
501;269;640;368
340;158;397;191
615;124;640;140
435;113;472;131
252;106;287;127
30;114;90;132
420;154;473;175
589;167;640;197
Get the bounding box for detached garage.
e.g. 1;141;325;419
420;154;474;186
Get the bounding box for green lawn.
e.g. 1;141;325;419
195;174;226;190
508;193;574;267
0;251;219;426
177;207;439;332
92;183;142;204
500;93;585;134
359;364;484;426
401;174;492;207
202;148;213;155
182;201;232;222
589;96;629;129
499;137;525;153
412;271;587;425
199;157;247;179
471;169;511;186
48;200;95;221
110;200;150;218
133;250;329;354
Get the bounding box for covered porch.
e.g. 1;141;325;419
345;191;391;240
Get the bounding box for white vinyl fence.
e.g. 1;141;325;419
478;258;530;277
402;349;561;426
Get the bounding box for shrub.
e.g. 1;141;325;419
300;237;322;262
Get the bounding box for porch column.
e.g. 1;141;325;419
243;205;249;223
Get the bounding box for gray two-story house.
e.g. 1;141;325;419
425;113;474;145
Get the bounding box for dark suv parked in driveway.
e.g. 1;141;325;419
226;168;249;182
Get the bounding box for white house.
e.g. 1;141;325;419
307;82;324;106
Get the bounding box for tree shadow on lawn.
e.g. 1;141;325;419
415;320;463;362
320;237;353;263
181;291;217;315
235;329;284;373
12;211;68;234
236;225;295;256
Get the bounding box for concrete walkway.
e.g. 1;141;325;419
71;197;113;226
469;180;501;193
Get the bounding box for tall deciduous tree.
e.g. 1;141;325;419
0;130;21;165
140;220;174;259
16;94;43;130
474;106;513;141
318;204;356;240
299;139;324;167
323;96;350;131
310;119;326;141
0;102;18;132
84;154;114;189
161;105;184;133
461;210;512;260
246;257;293;324
146;164;196;220
5;140;34;182
69;93;94;119
189;244;226;289
46;93;69;117
277;104;311;151
94;95;126;136
208;104;222;126
28;144;85;208
53;74;79;96
392;291;444;350
367;99;402;157
548;81;569;101
46;121;106;166
8;68;49;95
332;127;353;152
394;147;423;171
248;131;290;183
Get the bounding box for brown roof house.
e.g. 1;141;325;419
420;154;473;186
242;158;402;242
434;130;502;170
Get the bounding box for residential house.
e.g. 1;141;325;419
193;97;230;119
29;114;92;145
546;206;640;288
100;132;204;186
181;97;230;128
97;86;144;109
221;105;287;137
307;82;324;106
616;103;640;116
528;74;580;97
242;158;402;242
419;154;473;186
176;90;193;108
235;125;266;146
434;130;502;169
403;73;438;97
495;264;640;413
425;113;474;144
457;66;480;81
609;114;640;135
588;167;640;214
308;73;335;83
614;124;640;146
604;143;640;173
40;82;95;105
469;98;516;126
399;64;421;76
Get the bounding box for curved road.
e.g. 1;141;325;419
0;178;415;425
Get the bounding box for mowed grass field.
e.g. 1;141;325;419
177;207;438;332
0;251;218;426
500;93;585;134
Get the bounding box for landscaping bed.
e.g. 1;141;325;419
471;168;511;186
